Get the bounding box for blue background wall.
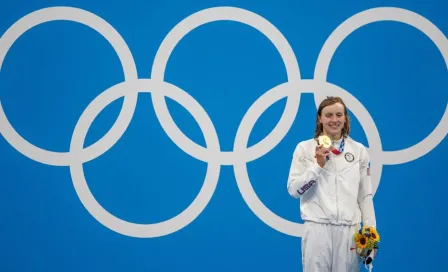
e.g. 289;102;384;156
0;0;447;271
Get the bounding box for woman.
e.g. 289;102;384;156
287;96;377;271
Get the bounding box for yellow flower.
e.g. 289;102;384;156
361;226;380;242
370;228;380;242
355;233;368;249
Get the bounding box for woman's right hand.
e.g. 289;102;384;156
315;144;330;168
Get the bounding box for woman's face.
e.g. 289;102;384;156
319;102;346;139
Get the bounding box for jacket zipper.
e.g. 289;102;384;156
334;156;339;222
335;173;339;222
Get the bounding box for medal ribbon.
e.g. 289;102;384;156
330;137;345;155
326;137;345;160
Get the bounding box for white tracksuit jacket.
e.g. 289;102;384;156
287;136;376;228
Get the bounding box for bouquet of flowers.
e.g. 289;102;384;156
352;226;380;270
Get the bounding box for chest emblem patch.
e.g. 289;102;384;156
344;152;354;162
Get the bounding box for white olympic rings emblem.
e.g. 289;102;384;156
0;6;447;238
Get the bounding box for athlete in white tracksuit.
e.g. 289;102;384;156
287;97;377;272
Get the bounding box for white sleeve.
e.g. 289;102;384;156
359;195;376;228
358;146;377;228
287;143;323;199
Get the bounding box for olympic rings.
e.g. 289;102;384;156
0;6;446;238
151;7;301;165
69;79;221;238
315;7;448;168
0;7;139;166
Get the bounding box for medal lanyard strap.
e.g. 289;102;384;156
326;137;345;160
334;137;345;154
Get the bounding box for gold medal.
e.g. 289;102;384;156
318;135;331;148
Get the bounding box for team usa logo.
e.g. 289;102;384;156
345;152;354;162
297;180;316;195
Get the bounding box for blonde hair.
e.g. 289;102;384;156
313;96;351;140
